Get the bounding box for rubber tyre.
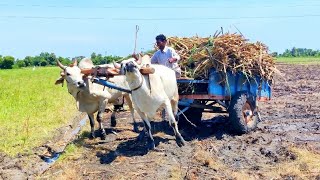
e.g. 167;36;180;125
228;92;258;135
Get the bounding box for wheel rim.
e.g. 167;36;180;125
242;102;254;126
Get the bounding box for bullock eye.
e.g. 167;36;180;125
66;73;71;76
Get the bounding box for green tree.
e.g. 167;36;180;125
91;52;97;60
0;56;15;69
15;60;26;68
23;56;34;67
271;52;278;57
281;49;292;57
40;60;48;66
57;56;71;66
47;53;57;65
74;56;85;61
93;54;103;64
0;56;3;66
291;47;298;57
32;56;42;66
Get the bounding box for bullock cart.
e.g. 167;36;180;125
86;65;271;135
177;68;271;134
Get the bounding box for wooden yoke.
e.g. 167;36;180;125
81;65;155;77
81;67;120;78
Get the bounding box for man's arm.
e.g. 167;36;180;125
168;48;180;63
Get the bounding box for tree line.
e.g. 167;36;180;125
275;47;320;57
1;47;320;69
0;52;122;69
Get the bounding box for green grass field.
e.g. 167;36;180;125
276;57;320;64
0;67;77;156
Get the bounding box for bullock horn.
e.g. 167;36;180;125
136;54;142;65
70;59;78;67
113;61;121;69
57;60;66;69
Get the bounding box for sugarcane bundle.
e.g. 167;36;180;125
166;33;277;82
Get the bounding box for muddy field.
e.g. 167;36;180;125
2;64;320;179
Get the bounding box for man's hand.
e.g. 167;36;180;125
168;58;177;63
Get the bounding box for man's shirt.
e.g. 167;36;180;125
151;46;181;76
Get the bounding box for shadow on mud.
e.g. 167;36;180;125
98;136;170;164
94;115;232;165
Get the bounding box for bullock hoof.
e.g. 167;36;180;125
111;116;117;127
89;133;95;139
101;131;107;140
133;124;139;133
136;131;146;142
176;136;186;147
147;140;156;150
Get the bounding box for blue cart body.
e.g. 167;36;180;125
177;68;272;101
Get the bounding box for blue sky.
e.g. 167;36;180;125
0;0;319;59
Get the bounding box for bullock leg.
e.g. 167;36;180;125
143;118;155;150
165;100;186;147
110;110;117;127
136;109;155;150
171;91;179;117
161;109;166;121
171;99;178;116
135;109;147;142
97;111;107;140
98;100;107;140
171;99;180;122
88;113;95;139
124;94;139;133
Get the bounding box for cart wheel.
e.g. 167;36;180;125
178;105;203;127
228;91;258;134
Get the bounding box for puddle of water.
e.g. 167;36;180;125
79;118;87;126
42;153;60;164
41;117;87;164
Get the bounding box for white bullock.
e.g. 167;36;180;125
55;59;138;140
114;55;186;150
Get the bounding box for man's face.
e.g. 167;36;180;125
156;40;166;50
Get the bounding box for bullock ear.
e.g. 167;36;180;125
55;77;65;86
113;62;121;69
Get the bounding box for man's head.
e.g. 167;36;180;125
155;34;167;51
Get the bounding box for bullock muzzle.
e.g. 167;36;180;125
125;62;137;73
77;81;86;88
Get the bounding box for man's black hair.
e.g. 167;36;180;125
155;34;167;42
